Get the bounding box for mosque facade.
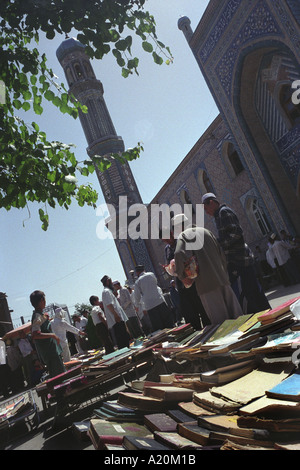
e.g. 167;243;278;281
56;0;300;288
150;0;300;286
176;0;300;236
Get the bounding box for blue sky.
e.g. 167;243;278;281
1;0;219;327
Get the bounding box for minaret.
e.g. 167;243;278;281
56;37;155;278
177;16;194;43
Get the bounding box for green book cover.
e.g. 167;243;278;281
206;315;252;344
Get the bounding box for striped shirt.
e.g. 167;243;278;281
214;204;254;267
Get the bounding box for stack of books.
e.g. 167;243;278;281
94;400;145;423
73;296;300;451
87;419;151;450
0;395;30;424
117;385;194;413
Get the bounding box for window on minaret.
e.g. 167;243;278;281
227;143;244;176
74;63;84;79
280;84;300;127
83;61;95;79
66;67;74;86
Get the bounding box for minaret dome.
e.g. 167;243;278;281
178;16;194;43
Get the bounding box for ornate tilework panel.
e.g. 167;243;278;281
216;1;282;99
254;49;300;189
279;145;300;188
199;0;241;64
255;76;287;144
118;240;136;274
129;238;154;273
286;0;300;26
277;125;300;153
273;0;300;51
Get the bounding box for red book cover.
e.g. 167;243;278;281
88;419;150;450
144;413;178;432
258;297;300;322
44;365;82;388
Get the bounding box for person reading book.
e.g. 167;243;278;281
160;217;210;330
174;226;243;325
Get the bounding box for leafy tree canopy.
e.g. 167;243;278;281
74;302;92;316
0;0;172;229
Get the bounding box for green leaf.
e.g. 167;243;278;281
80;167;89;177
142;41;153;53
121;68;131;78
18;193;26;207
152;51;163;65
109;30;120;42
157;41;166;49
13;99;22;109
32;122;40;132
61;93;69;104
44;89;55;101
22;102;31;111
52;96;61;107
127;57;139;70
115;39;128;51
22;90;32;100
46;30;55;40
113;48;125;67
60;102;70;114
33;103;43;115
19;73;28;85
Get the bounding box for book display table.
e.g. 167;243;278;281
35;345;154;425
0;390;40;449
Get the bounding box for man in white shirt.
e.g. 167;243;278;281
128;286;152;336
51;308;84;363
134;265;174;332
269;234;300;286
89;295;115;354
101;275;130;349
72;313;88;354
114;281;143;339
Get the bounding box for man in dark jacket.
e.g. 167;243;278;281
202;193;271;314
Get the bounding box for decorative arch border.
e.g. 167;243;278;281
231;37;300;234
